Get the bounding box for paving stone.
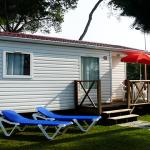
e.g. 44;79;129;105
118;120;150;129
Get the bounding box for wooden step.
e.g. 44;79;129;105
108;114;139;121
130;103;150;106
102;109;131;115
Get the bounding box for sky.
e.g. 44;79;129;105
42;0;150;51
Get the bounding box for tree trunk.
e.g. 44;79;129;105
79;0;103;40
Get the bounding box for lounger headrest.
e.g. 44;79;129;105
2;110;25;123
37;107;55;116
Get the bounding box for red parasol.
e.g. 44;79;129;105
121;53;150;64
121;52;150;80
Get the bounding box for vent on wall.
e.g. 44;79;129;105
103;56;107;60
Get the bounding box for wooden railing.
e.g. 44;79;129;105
74;80;102;114
127;80;150;111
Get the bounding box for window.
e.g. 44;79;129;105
3;52;32;78
81;56;99;81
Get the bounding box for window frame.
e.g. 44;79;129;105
80;55;100;81
80;55;100;89
3;51;33;79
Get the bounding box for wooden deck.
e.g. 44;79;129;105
74;80;150;115
126;80;150;112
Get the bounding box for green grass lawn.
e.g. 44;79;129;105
138;114;150;122
1;115;150;150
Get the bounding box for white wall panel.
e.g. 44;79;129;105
0;40;112;112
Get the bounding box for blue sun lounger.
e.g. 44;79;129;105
33;107;102;132
0;110;73;140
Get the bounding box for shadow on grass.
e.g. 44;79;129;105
1;126;147;150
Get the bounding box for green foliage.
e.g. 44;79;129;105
0;0;78;33
127;63;141;80
109;0;150;32
127;63;150;80
147;65;150;80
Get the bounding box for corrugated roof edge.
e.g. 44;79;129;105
0;32;143;53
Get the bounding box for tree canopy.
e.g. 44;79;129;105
109;0;150;33
0;0;78;33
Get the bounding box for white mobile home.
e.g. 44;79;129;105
0;32;141;113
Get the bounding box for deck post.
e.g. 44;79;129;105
147;81;149;102
74;80;78;109
97;80;102;114
127;80;131;109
